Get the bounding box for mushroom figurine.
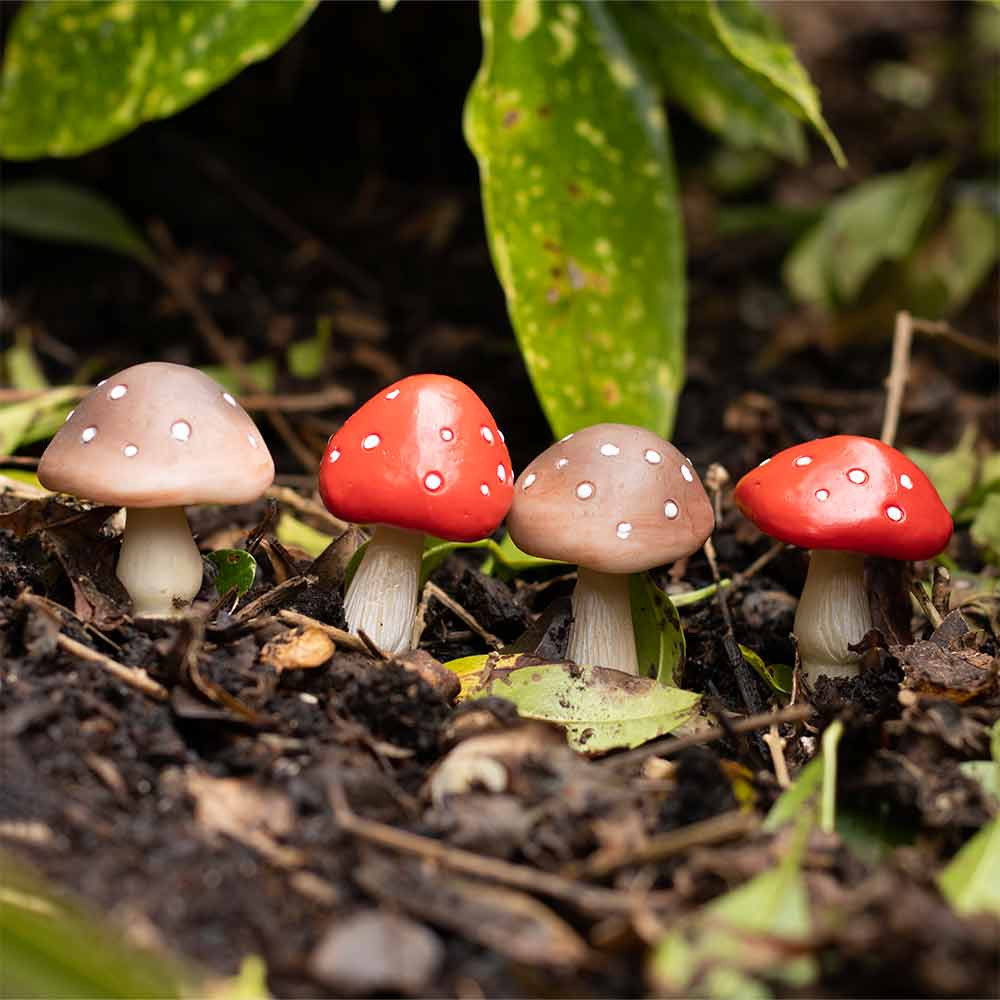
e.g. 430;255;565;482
38;362;274;618
319;374;513;654
732;435;952;682
506;423;714;675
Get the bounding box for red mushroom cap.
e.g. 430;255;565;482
319;374;514;542
733;435;952;560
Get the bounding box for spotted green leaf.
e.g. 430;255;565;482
459;657;700;753
465;0;685;439
0;181;154;267
0;0;318;159
206;548;257;600
739;643;792;695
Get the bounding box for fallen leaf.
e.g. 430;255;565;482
260;627;334;672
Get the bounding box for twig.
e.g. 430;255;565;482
239;385;354;412
276;609;369;653
356;628;389;661
910;316;1000;362
146;221;317;474
423;581;502;650
0;387;89;404
763;724;791;788
326;779;663;916
931;565;952;620
732;540;786;588
702;464;762;716
598;703;815;771
880;310;913;447
911;581;943;631
265;485;349;535
573;810;757;878
55;634;168;702
232;575;315;624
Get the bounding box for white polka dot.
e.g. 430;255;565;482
759;457;771;466
900;474;913;490
664;500;679;519
556;458;569;470
497;465;506;482
681;465;694;483
123;444;138;458
616;521;632;539
329;448;341;463
222;392;236;407
424;472;443;491
600;443;620;456
440;427;455;442
576;481;595;500
815;489;830;502
362;434;380;450
886;505;904;522
108;384;127;400
97;379;107;387
170;420;191;442
386;388;400;399
481;426;494;444
498;430;505;443
247;434;258;449
794;456;812;467
523;473;537;490
848;468;868;484
644;449;662;465
64;409;75;422
480;483;490;496
81;426;97;443
560;433;574;442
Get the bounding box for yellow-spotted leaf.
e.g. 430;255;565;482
0;0;318;159
465;0;684;439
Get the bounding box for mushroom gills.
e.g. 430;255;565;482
343;524;425;654
116;506;205;617
793;549;873;682
566;567;639;675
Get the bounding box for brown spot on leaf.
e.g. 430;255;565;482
502;110;521;128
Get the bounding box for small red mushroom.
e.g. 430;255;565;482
319;374;513;653
733;435;952;682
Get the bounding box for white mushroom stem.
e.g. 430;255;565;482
793;549;873;683
116;506;204;618
343;524;425;655
566;567;638;675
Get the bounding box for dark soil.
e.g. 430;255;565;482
1;3;998;997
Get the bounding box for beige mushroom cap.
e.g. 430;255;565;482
507;423;714;574
38;362;274;507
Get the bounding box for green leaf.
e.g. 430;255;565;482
784;159;951;310
703;0;843;165
286;316;332;379
959;761;1000;804
0;181;154;267
465;0;685;439
938;817;1000;917
0;854;188;998
200;359;276;396
630;572;685;685
904;424;978;513
901;192;1000;318
650;817;816;995
763;719;843;833
206;548;257;600
739;644;792;695
0;0;318;159
0;388;79;455
611;1;808;163
4;336;49;390
462;657;700;753
970;494;1000;565
275;512;331;558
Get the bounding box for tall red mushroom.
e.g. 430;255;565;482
319;374;513;653
733;435;952;682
